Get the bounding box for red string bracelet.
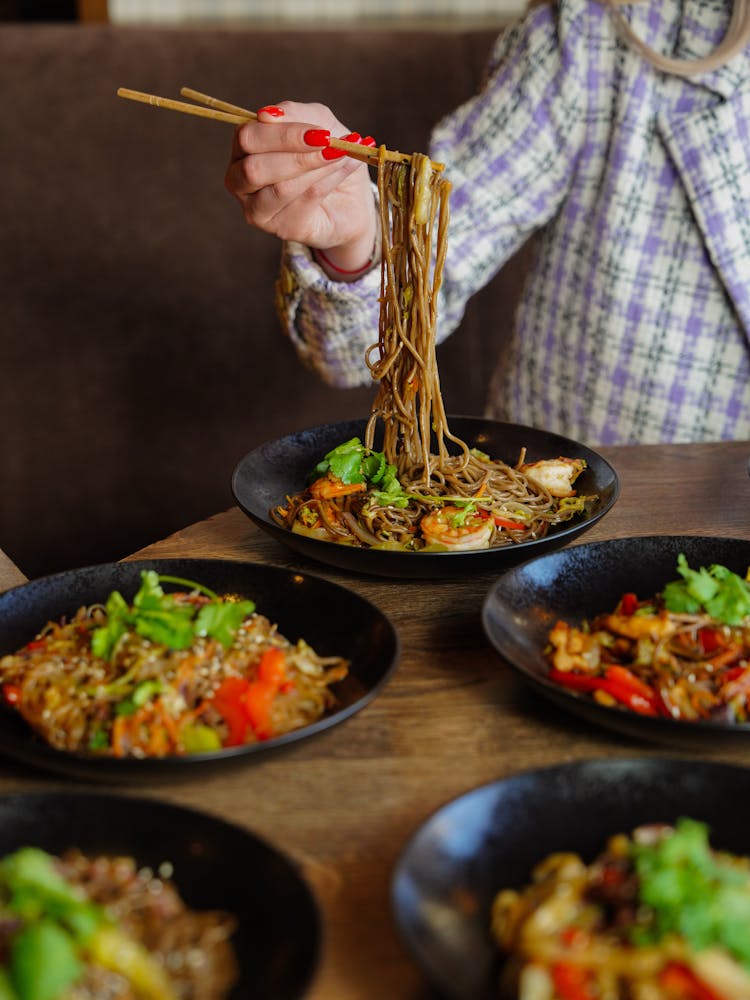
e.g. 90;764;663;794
314;244;377;276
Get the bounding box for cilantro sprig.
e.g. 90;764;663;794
630;818;750;968
311;438;408;507
311;439;505;513
661;554;750;625
91;571;255;661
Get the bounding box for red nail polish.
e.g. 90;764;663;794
303;128;330;147
257;105;284;117
322;147;346;160
360;136;377;147
343;132;361;143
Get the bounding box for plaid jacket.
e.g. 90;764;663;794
277;0;750;445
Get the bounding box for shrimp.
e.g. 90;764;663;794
420;506;494;551
519;458;586;498
308;474;366;500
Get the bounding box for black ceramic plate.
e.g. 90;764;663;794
482;534;750;747
0;791;320;999
0;558;399;780
231;417;619;579
392;756;750;1000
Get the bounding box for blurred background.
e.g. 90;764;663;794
1;0;523;25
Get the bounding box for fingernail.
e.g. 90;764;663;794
360;136;377;147
303;128;330;147
258;105;284;117
343;132;361;143
322;147;346;160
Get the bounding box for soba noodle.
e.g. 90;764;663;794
366;151;455;479
274;150;593;552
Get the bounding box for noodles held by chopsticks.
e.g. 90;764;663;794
367;151;456;478
275;149;593;552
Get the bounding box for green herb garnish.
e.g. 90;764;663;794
447;503;477;528
312;438;408;506
91;571;255;661
631;817;750;968
662;554;750;625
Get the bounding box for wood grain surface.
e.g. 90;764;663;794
2;438;750;998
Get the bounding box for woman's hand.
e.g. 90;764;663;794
225;101;379;276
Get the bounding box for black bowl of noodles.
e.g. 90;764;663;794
391;756;750;1000
231;416;620;579
0;791;320;999
0;558;399;780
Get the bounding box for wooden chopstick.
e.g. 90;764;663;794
179;87;259;120
117;86;443;171
116;88;248;125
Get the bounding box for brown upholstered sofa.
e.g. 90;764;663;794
0;22;530;578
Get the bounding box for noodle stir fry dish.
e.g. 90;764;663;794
492;818;750;1000
0;571;348;758
0;845;237;999
546;555;750;724
273;436;593;552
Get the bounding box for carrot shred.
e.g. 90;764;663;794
111;715;129;758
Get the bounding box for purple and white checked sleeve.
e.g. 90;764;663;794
276;0;750;445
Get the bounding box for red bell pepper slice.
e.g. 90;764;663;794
2;684;21;706
211;650;289;745
551;961;598;1000
548;668;602;692
244;683;276;740
696;628;743;669
211;676;251;746
722;663;748;683
619;592;639;615
698;626;724;653
603;665;659;705
474;510;526;531
548;666;661;716
598;675;660;716
244;648;287;739
257;647;286;686
494;516;526;531
658;962;724;1000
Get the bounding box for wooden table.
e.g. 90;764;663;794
0;549;26;595
2;439;750;998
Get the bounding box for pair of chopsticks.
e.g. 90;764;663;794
117;86;443;170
